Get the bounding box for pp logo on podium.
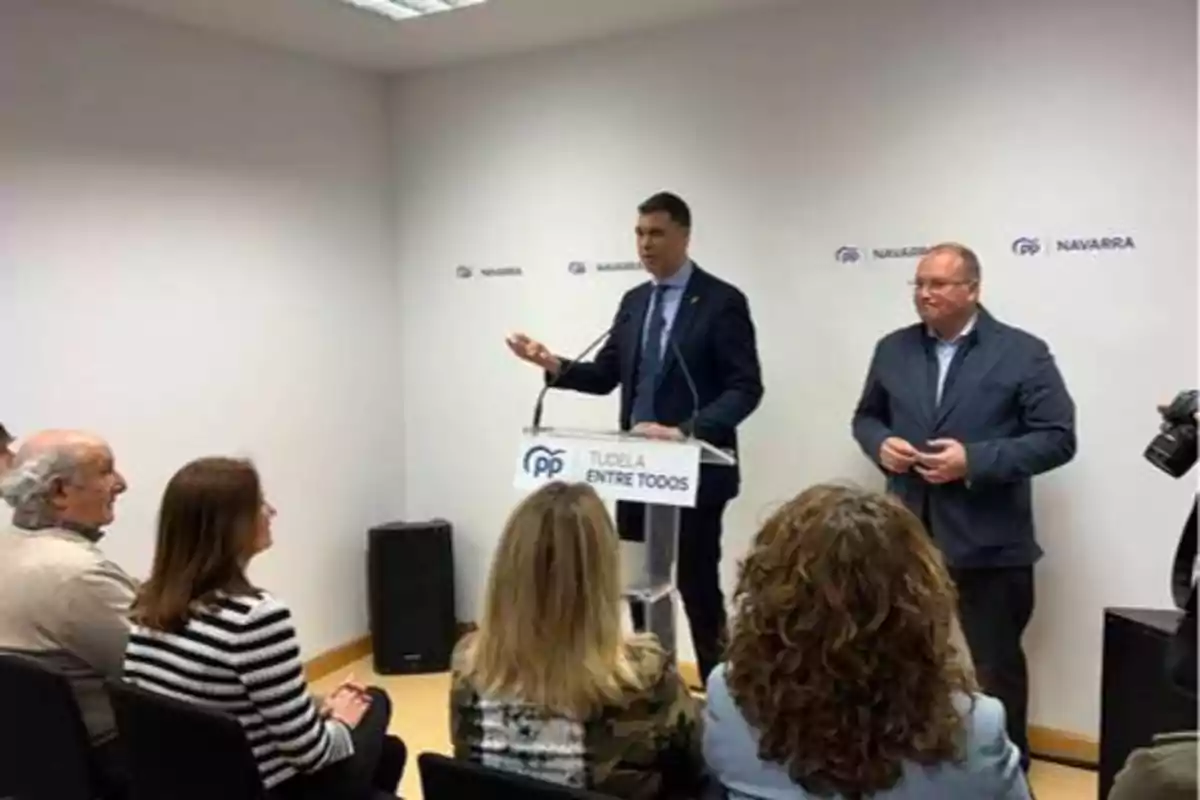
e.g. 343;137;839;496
523;445;566;479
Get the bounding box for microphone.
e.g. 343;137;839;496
530;311;631;431
669;337;701;439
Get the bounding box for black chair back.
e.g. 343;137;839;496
107;678;265;800
418;752;614;799
0;653;99;800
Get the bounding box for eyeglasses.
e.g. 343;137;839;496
909;279;974;292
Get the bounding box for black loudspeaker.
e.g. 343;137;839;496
1099;607;1199;798
367;519;456;674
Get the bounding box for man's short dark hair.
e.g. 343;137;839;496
0;424;11;446
928;242;981;283
638;192;691;229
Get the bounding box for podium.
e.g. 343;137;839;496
514;426;735;655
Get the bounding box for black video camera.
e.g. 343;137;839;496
1145;391;1198;696
1145;390;1198;478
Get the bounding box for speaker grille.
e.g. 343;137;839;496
367;519;455;674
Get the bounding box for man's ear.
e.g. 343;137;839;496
47;477;70;508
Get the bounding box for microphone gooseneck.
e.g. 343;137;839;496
530;310;631;431
670;337;700;438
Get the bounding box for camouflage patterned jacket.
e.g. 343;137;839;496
449;639;704;800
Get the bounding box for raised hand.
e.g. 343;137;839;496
506;332;561;374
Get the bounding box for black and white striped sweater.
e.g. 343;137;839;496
123;592;354;789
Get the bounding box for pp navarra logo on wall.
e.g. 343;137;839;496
523;445;565;479
871;246;930;260
597;261;641;273
566;260;640;275
481;266;523;277
1011;234;1136;256
454;265;524;279
834;246;862;264
1011;237;1042;256
836;233;1138;264
834;245;930;264
1054;235;1136;253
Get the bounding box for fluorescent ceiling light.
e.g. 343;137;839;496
335;0;486;22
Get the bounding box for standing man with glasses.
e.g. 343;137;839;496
851;242;1077;772
506;192;764;684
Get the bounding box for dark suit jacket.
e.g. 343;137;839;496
548;264;763;510
852;307;1076;568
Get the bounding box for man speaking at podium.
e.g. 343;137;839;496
506;191;764;682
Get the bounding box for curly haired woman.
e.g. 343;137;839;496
702;484;1031;799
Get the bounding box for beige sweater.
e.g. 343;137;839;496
0;525;137;744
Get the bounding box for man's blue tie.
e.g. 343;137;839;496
632;285;669;425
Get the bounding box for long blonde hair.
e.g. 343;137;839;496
457;481;661;718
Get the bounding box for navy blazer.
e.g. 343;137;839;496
548;264;763;507
852;308;1076;568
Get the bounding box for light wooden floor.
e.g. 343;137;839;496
313;657;1099;800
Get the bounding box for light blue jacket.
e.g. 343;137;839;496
702;664;1031;800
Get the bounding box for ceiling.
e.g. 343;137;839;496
85;0;789;73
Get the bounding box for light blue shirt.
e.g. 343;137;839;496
641;260;693;355
702;664;1031;800
931;314;977;405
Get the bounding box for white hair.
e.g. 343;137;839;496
0;446;87;521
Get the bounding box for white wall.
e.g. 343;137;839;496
2;0;1192;741
391;0;1197;736
0;0;403;656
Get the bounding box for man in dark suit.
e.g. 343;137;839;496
852;242;1076;770
507;192;764;682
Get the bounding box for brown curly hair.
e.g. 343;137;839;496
725;484;977;799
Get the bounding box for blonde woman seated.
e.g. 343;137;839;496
451;481;704;800
703;485;1031;800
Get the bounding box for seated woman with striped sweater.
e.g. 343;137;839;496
123;456;406;800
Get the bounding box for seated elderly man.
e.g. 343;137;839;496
0;429;135;790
